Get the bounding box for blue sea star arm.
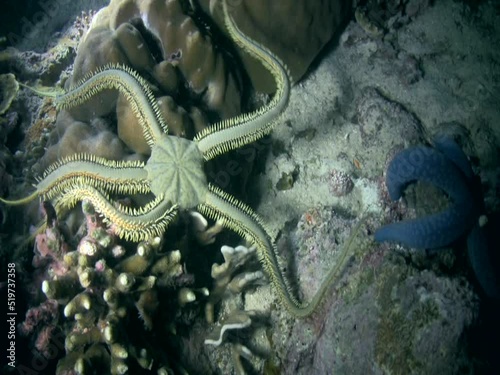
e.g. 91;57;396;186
467;221;500;299
433;136;474;179
375;142;479;248
384;144;471;203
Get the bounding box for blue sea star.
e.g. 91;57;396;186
375;136;481;248
375;137;499;298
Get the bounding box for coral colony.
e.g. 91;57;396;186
1;0;358;373
1;0;498;373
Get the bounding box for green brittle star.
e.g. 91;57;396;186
1;0;358;317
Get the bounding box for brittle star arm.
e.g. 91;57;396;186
193;0;291;160
197;184;360;318
56;185;177;242
21;64;169;146
0;155;150;205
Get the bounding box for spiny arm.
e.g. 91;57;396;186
1;155;149;205
20;65;169;147
194;0;291;160
18;81;65;98
57;185;177;242
198;183;364;318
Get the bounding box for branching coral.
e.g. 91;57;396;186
3;1;365;371
1;0;347;319
205;244;263;324
204;244;269;375
22;200;200;374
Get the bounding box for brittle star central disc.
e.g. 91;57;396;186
145;135;207;209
